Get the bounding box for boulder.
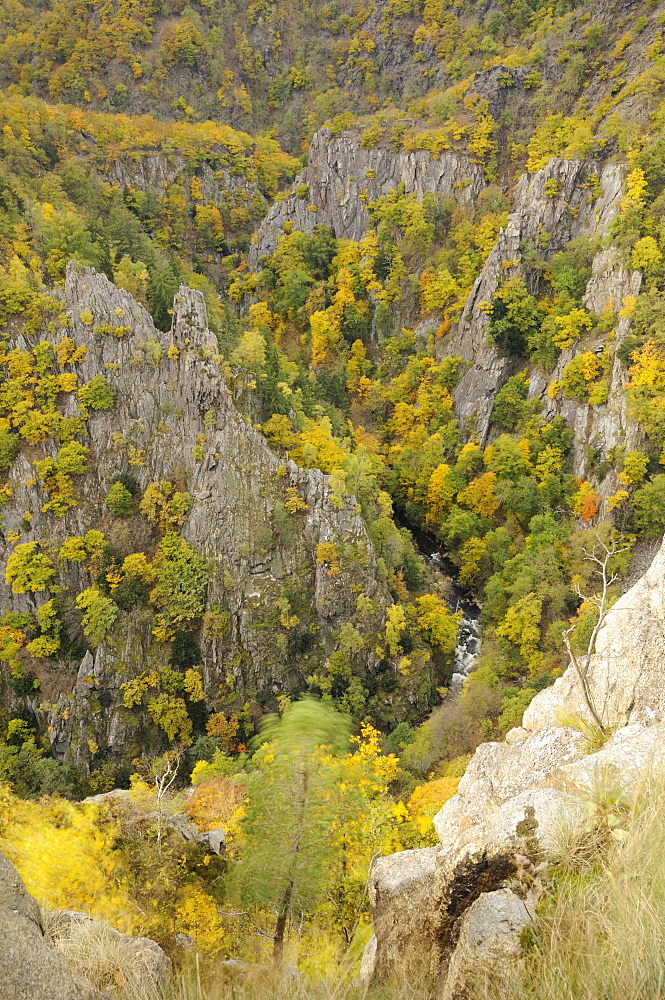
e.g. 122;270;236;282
553;722;665;796
359;934;377;985
83;788;216;849
439;888;531;1000
368;786;585;982
206;828;226;854
0;848;43;929
369;846;444;982
0;850;108;1000
433;726;585;844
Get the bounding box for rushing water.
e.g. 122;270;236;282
425;550;481;691
396;516;482;690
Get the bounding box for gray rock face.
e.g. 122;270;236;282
439;888;531;1000
365;538;665;988
1;264;391;766
443;158;625;441
523;535;665;732
0;850;107;1000
529;248;644;492
553;723;665;797
433;725;586;845
0;848;44;930
249;127;486;265
106;154;255;207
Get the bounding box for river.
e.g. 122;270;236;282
397;516;481;691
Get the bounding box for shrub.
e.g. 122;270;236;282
5;542;55;594
105;481;134;517
631;474;665;535
78;375;114;413
491;374;530;430
0;737;75;798
148;534;210;640
487;278;544;356
139;481;192;533
0;428;19;471
75;587;118;646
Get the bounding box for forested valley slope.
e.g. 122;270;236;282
2;0;665;997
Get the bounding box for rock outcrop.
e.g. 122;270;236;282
1;264;391;767
529;247;644;492
365;535;665;992
106;153;255;207
523;534;665;732
444;157;625;442
82;787;226;854
439;888;531;1000
249;127;486;265
0;850;106;1000
366;773;585;984
250;128;642;488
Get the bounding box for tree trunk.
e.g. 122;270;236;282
273;765;308;966
273;878;294;967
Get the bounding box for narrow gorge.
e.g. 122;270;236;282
1;0;665;996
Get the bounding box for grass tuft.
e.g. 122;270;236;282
476;771;665;1000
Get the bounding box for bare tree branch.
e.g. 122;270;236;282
563;532;630;732
133;747;184;853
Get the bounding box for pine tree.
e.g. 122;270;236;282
234;698;351;964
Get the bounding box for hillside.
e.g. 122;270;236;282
0;0;663;159
2;0;665;994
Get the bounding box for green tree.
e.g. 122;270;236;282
0;427;19;471
75;586;118;645
5;542;55;594
488;277;544;356
148;259;183;332
148;534;210;640
491;374;530;430
0;734;76;798
631;475;665;536
234;698;351;964
106;480;134;516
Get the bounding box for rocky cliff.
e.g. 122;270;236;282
445;158;625;440
249;127;486;265
0;264;392;768
532;246;644;488
363;534;665;995
250;126;644;490
445;154;647;492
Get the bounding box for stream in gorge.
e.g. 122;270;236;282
397;516;482;692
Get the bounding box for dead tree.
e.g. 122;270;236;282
563;533;630;731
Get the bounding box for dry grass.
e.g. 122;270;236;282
479;772;665;1000
554;711;613;753
45;913;167;1000
46;914;429;1000
54;774;665;1000
174;954;432;1000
